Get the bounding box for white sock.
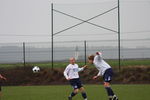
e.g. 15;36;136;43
84;98;87;100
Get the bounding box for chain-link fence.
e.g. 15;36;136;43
0;40;150;65
0;2;150;69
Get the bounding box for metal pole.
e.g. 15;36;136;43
118;0;121;71
84;40;87;65
23;42;26;67
51;3;54;69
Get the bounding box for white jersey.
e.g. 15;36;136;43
93;52;111;76
64;64;84;80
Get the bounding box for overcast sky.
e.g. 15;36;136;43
0;0;150;47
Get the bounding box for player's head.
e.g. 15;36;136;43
88;55;95;64
69;57;76;65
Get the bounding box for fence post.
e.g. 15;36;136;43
51;3;54;69
84;40;87;65
118;0;121;71
23;42;26;67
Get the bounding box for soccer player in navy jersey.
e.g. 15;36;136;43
64;57;88;100
88;52;118;100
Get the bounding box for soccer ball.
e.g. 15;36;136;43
32;66;40;73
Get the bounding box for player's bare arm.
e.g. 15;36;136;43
0;74;7;81
83;65;88;69
92;75;99;80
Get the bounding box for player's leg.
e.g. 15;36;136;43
69;88;79;100
68;79;79;100
103;68;118;100
79;87;87;100
77;78;87;100
68;88;79;100
104;82;115;100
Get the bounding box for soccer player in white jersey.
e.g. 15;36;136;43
64;57;88;100
88;52;118;100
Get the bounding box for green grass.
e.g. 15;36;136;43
120;59;150;66
0;59;150;68
2;85;150;100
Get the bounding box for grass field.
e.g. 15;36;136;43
2;84;150;100
0;59;150;68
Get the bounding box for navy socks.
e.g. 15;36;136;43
70;92;76;97
81;92;87;99
105;87;114;96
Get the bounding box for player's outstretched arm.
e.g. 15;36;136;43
83;65;88;69
92;75;99;80
0;74;7;81
78;65;88;72
93;71;101;80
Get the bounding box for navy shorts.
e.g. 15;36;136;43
69;78;83;89
103;68;113;82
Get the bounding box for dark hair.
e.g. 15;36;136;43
88;55;95;61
